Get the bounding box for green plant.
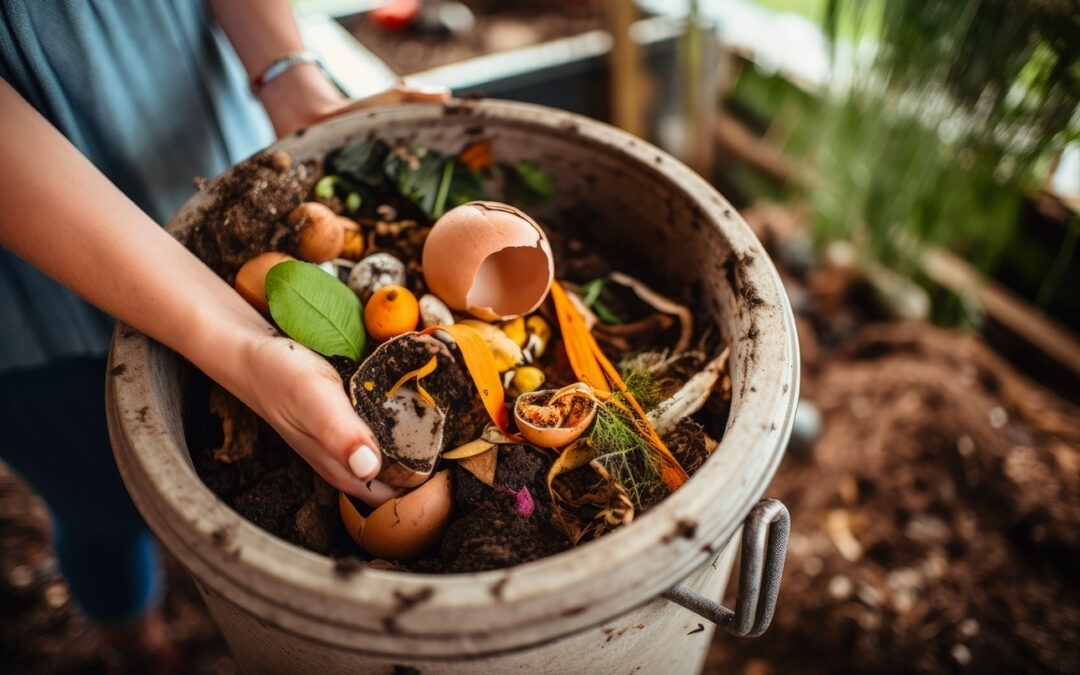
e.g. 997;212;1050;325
590;397;662;509
803;0;1078;287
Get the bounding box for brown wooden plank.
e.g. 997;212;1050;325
922;248;1080;379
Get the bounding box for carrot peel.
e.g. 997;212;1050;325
550;281;689;490
425;324;520;440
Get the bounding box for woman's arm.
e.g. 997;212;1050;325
0;79;395;504
207;0;345;137
207;0;448;137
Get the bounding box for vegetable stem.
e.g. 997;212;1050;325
433;159;454;218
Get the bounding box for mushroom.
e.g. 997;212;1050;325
347;252;407;303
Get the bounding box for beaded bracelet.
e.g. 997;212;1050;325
250;50;349;96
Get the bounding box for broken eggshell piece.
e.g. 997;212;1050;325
422;201;554;322
514;382;598;449
349;331;486;487
339;470;453;561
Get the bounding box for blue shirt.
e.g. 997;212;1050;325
0;0;274;370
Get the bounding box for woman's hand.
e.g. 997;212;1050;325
207;0;449;138
226;330;402;505
262;74;451;138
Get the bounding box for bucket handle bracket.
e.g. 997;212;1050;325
662;497;789;638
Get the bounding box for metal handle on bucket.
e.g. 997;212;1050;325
662;498;790;638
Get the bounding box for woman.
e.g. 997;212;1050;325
0;0;443;663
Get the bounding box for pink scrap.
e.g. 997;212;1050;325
497;486;535;519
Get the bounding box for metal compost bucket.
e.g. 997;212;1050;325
106;100;798;674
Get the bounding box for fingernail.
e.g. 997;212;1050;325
348;445;378;479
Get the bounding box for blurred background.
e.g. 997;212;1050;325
2;0;1077;672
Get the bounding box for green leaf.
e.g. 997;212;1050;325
382;145;488;221
432;158;455;218
504;161;554;206
265;260;366;361
592;300;622;325
326;140;390;187
581;278;605;307
581;278;621;324
384;148;446;220
447;160;487;209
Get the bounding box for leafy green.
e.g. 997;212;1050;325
622;369;661;411
320;141;391;214
321;138;513;221
591;400;663;509
447;161;487;210
383;146;488;220
580;278;605;307
580;278;622;325
326;140;390;187
432;158;455;219
265;260;366;361
592;301;621;325
504;161;555;206
383;147;445;219
793;0;1080;318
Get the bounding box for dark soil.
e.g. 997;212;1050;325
420;445;568;573
706;322;1080;673
0;463;232;673
700;205;1080;674
187;149;317;281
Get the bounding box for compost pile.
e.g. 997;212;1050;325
184;140;727;573
702;205;1080;674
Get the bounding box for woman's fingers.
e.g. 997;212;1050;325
298;378;384;481
243;335;396;501
275;401;399;506
305;456;402;507
311;81;452;125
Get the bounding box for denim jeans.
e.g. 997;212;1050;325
0;357;160;624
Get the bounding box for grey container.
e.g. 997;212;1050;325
106;99;798;673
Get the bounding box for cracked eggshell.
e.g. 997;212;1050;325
422;201;554;322
514;383;597;449
339;470;453;561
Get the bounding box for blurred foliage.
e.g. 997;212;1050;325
753;0;871;40
804;0;1078;279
